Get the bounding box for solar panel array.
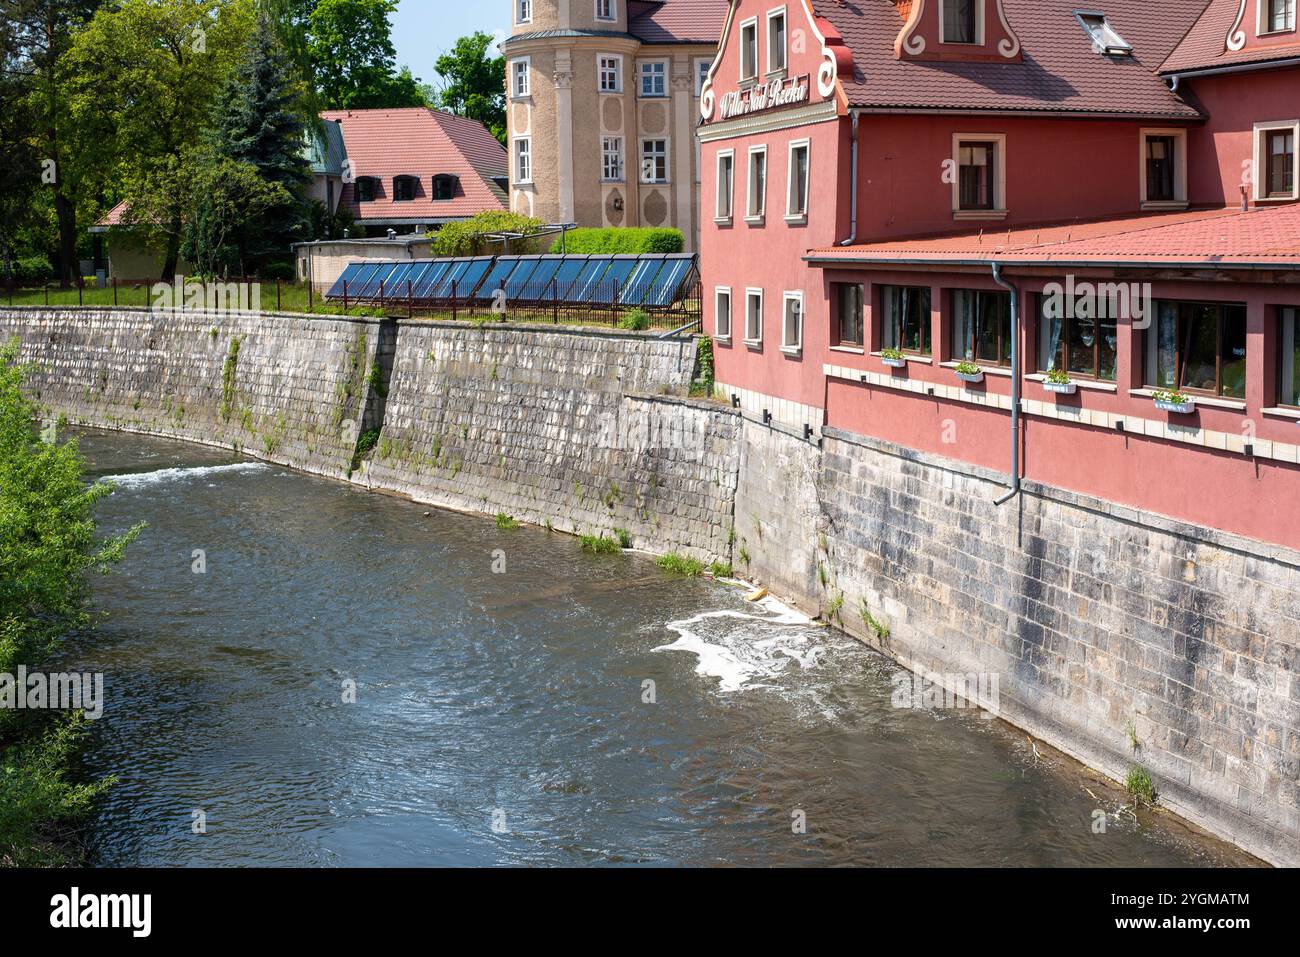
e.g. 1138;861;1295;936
326;253;697;309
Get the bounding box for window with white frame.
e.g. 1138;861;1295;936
782;291;803;352
952;134;1006;216
516;0;532;24
598;55;622;93
1278;306;1300;407
745;288;764;343
786;140;809;221
747;146;767;221
1141;129;1187;206
740;18;759;82
715;150;734;221
715;288;733;340
1261;0;1296;34
1256;122;1298;200
595;0;616;22
602;137;624;182
767;8;787;74
941;0;980;44
639;60;666;97
695;57;712;97
641;139;668;183
514;137;532;184
511;58;530;98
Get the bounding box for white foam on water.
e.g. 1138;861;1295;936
99;462;270;489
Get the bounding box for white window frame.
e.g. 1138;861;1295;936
745;288;764;345
715;287;733;341
595;0;617;22
739;17;759;83
781;290;804;354
602;136;624;183
514;136;533;185
746;145;768;223
598;54;623;93
639;59;667;98
715;149;735;223
640;138;670;184
511;57;531;99
1254;120;1300;201
940;0;984;45
766;7;788;76
516;0;532;25
1139;128;1188;209
1259;0;1297;36
951;133;1008;219
786;138;810;223
694;57;713;97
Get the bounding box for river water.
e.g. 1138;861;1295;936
67;428;1254;867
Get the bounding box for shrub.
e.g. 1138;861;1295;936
261;261;295;281
550;227;684;255
10;254;54;283
618;309;650;331
434;211;547;257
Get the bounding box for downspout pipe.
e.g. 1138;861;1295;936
838;110;861;246
991;261;1021;506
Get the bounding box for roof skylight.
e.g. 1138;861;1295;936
1075;11;1133;56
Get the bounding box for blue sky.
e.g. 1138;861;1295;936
391;1;511;87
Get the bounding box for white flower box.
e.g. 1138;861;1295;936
1155;397;1195;414
955;370;984;384
1043;380;1076;395
881;356;908;369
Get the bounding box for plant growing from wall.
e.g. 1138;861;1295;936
708;561;733;578
693;335;715;398
495;513;520;530
580;534;620;554
219;336;243;422
1125;764;1155;805
826;592;845;625
656;553;703;577
614;527;632;549
860;601;890;643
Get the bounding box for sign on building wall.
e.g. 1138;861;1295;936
718;74;811;120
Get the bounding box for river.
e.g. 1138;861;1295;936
66;427;1255;867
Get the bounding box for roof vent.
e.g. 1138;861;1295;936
1075;11;1132;56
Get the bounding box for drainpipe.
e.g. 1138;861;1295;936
838;110;861;246
991;261;1021;506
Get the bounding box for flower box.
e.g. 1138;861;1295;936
881;356;908;369
1154;397;1195;414
1042;380;1077;395
955;370;984;384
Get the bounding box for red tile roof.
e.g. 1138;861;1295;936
630;0;727;44
320;108;508;223
813;0;1206;118
807;203;1300;268
1160;0;1300;74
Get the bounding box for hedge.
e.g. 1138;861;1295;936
434;211;547;257
7;255;54;282
550;227;684;255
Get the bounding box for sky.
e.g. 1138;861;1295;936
390;1;511;88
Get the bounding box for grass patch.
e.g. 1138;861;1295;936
614;527;632;549
1125;765;1155;804
656;553;704;577
495;513;521;530
580;534;621;554
708;561;733;578
860;601;890;642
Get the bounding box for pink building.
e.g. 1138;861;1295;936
699;0;1300;550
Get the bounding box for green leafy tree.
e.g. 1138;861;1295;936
181;156;292;277
432;32;506;144
433;211;546;257
0;17;41;282
0;340;140;865
306;0;427;109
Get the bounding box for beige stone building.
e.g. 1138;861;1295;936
501;0;726;251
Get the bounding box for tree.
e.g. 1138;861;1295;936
196;13;312;274
64;0;256;279
306;0;427;109
432;32;506;145
0;16;41;282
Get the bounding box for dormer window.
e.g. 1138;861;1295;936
942;0;979;44
355;176;379;202
432;175;457;201
1263;0;1296;34
1076;11;1133;56
393;175;419;202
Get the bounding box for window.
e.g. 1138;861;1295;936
715;150;734;221
959;142;996;210
1267;129;1296;198
767;9;787;74
511;58;530;98
392;175;418;202
715;288;733;340
516;0;532;24
787;140;809;220
782;291;803;352
431;175;457;201
1039;295;1118;381
695;58;712;97
740;18;759;82
602;137;624;182
833;283;864;347
1141;130;1187;206
1263;0;1296;34
514;137;532;184
1279;307;1300;407
881;285;933;355
355;176;378;202
1146;301;1248;399
952;289;1013;366
1076;12;1132;55
942;0;978;44
599;55;622;93
595;0;615;21
641;139;668;183
745;288;764;344
639;61;666;97
746;147;767;221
